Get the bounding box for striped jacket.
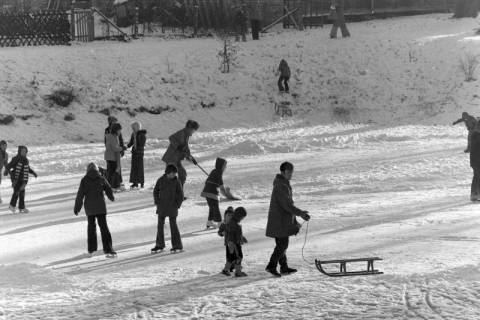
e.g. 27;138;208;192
6;146;36;183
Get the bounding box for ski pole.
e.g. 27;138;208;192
196;163;209;176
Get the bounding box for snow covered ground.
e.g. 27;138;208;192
1;13;480;320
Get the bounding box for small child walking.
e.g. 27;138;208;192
5;146;37;213
0;140;8;204
278;59;291;93
201;158;227;229
220;207;248;277
218;206;235;273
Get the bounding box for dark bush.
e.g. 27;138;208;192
98;108;111;116
0;114;15;125
46;88;76;107
453;0;480;18
64;113;75;121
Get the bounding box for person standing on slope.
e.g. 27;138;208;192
453;111;478;153
74;162;117;258
201;157;228;229
5;146;37;214
329;0;350;39
0;140;9;204
162;120;199;189
277;59;291;93
127;122;147;189
265;162;310;277
469;122;480;201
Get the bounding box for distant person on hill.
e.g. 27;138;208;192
105;123;124;190
162;120;199;188
105;116;126;187
329;0;350;39
453;112;478;153
0;140;8;204
469;123;480;201
74;162;117;258
234;3;248;42
4;146;37;214
151;164;184;254
278;59;291;93
127;122;147;189
201;157;228;229
265;162;310;277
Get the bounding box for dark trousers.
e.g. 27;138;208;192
226;244;243;264
129;153;145;184
87;215;113;253
472;167;480;197
267;237;289;269
330;8;350;38
206;198;222;222
10;180;27;209
176;161;187;187
278;76;289;92
156;215;183;250
251;19;261;40
106;160;120;188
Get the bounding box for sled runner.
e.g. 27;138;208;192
315;257;383;277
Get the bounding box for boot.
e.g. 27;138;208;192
234;264;247;277
265;266;281;277
280;266;298;275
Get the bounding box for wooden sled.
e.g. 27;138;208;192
315;257;383;277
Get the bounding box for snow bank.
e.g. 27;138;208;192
0;263;71;291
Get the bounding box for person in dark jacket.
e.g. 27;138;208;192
218;206;235;273
201;157;227;229
127;121;147;189
74;163;116;258
151;164;185;253
265;162;310;277
4;146;37;214
162;120;199;187
223;207;248;277
470;123;480;201
0;140;8;204
105;116;126;185
278;59;291;93
105;123;124;190
329;0;350;39
234;3;248;42
453;111;478;153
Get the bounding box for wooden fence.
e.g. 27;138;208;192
71;8;94;42
0;10;70;47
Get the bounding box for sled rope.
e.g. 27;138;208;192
300;220;315;268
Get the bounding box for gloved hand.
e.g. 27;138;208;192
241;236;248;244
33;172;38;178
302;211;310;221
74;211;78;216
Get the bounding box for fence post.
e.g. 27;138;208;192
371;0;374;13
70;0;75;41
193;0;199;36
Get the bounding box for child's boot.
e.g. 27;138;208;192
221;262;232;276
234;264;247;277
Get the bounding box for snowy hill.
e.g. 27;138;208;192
2;14;480;320
1;14;479;145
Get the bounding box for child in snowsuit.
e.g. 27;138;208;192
223;207;248;277
127;122;147;189
453;112;478;153
218;206;235;273
0;140;8;204
201;157;227;229
278;59;291;93
151;164;184;253
4;146;37;213
74;162;117;258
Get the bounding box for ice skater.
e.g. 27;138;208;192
277;59;291;93
105;116;126;187
161;120;199;189
221;206;248;277
201;157;227;229
151;164;185;254
0;140;8;204
127;121;147;189
74;162;117;258
265;162;310;277
104;123;124;190
453;111;478;153
5;146;37;213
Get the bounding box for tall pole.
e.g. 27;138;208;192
70;0;75;41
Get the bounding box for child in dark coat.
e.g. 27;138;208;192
0;140;8;204
74;162;116;258
152;164;184;253
221;207;248;277
127;122;147;189
201;157;227;229
4;146;37;213
278;59;291;93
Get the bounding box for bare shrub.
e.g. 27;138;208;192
459;53;480;82
333;106;351;120
46;87;76;107
64;113;75;121
0;114;15;125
